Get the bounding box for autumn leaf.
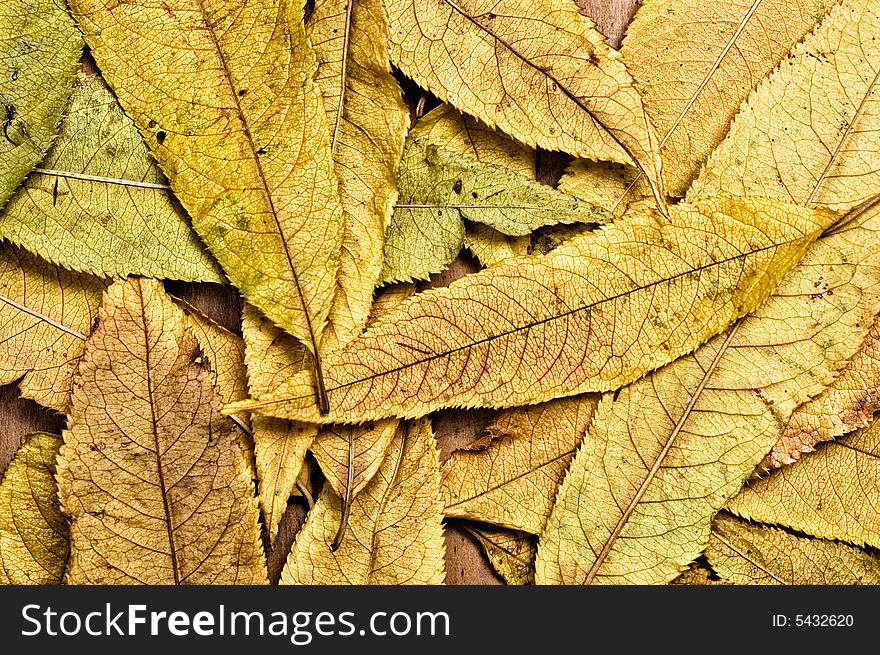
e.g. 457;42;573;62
707;513;880;585
0;74;223;283
766;315;880;468
461;524;536;585
0;244;104;412
464;223;530;268
0;433;68;584
622;0;837;197
311;419;398;519
241;305;316;542
69;0;345;409
728;416;880;549
306;0;409;349
244;284;413;542
670;562;727;586
685;0;880;468
230;197;834;423
57;278;266;584
386;0;667;208
0;0;81;209
281;419;445;584
180;301;249;407
442;396;598;534
535;198;880;585
690;0;880;212
557;159;647;219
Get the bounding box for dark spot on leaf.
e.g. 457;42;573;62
257;147;267;155
238;88;247;97
471;191;478;198
148;119;158;129
3;104;16;144
10;69;18;81
156;130;167;144
453;179;462;194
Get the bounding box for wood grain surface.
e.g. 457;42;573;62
0;0;639;585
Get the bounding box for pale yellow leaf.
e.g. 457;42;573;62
311;419;398;502
57;279;266;584
461;524;535;585
307;0;409;348
690;0;880;212
670;562;727;585
623;0;837;197
535;199;880;585
253;415;315;543
767;314;880;468
0;433;68;584
708;513;880;585
464;223;530;267
0;0;81;208
180;302;248;405
281;419;445;584
69;0;344;386
413;104;536;176
557;159;648;219
0;74;223;282
231;197;834;424
728;417;880;549
0;244;105;412
386;0;666;206
442;396;598;534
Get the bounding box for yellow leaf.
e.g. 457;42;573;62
311;419;398;504
307;283;415;544
414;105;536;176
461;524;536;585
0;0;81;208
0;433;68;584
180;301;248;406
69;0;344;401
535;199;880;584
690;0;880;212
0;74;223;282
622;0;837;197
386;0;666;207
728;417;880;549
241;304;316;541
767;314;880;469
0;244;105;412
281;419;445;584
464;223;530;268
230;197;834;423
306;0;409;348
558;159;648;219
254;415;315;543
670;562;727;586
57;278;266;584
708;513;880;585
244;284;414;541
442;396;598;534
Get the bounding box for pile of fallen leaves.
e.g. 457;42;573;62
1;0;879;586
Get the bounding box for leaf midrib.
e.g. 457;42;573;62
319;230;807;398
193;0;325;396
438;0;639;171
